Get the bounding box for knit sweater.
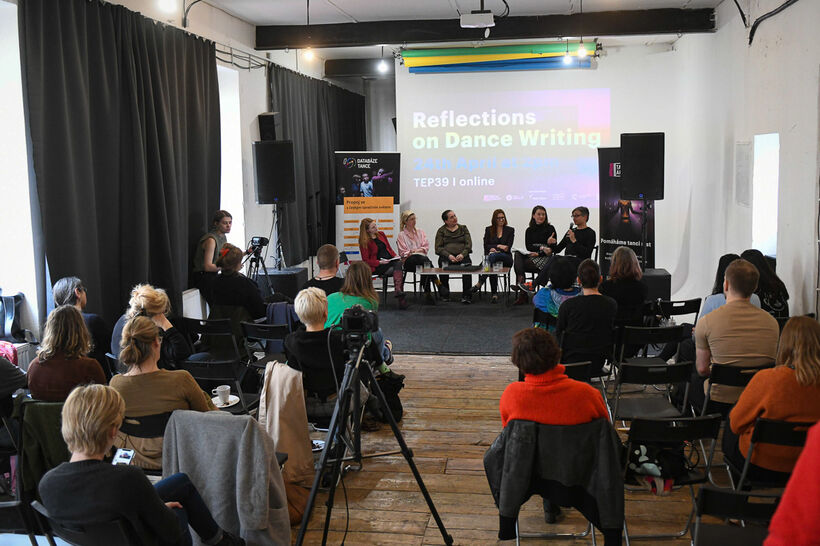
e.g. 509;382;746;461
729;366;820;473
499;365;609;427
434;224;472;259
27;353;106;402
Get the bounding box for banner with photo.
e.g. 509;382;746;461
597;147;655;276
334;152;401;260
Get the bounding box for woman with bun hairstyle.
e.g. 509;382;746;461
740;248;790;319
359;218;409;310
110;316;216;470
211;243;267;319
27;305;106;402
111;284;193;370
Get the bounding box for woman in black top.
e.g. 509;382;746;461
470;209;514;303
211;244;268;319
740;249;789;319
600;246;648;327
513;205;556;304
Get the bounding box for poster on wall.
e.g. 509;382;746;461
334;152;401;259
597;148;654;275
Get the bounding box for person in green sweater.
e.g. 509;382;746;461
434;209;473;303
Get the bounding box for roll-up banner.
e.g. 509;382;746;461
334;152;401;260
597;147;655;276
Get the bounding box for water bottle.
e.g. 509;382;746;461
483;256;490;272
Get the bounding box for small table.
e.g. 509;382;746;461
419;267;512;304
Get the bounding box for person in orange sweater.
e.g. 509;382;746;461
724;316;820;481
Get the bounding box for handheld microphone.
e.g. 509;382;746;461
568;222;574;232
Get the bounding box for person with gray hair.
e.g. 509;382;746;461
52;276;111;375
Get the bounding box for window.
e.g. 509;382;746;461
217;65;245;248
751;133;780;256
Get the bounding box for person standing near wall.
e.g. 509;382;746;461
190;210;232;304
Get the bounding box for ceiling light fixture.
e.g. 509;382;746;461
563;39;572;64
377;45;389;73
577;0;588;58
158;0;176;14
302;0;314;61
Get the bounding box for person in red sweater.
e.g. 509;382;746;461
765;421;820;545
724;316;820;481
359;217;408;310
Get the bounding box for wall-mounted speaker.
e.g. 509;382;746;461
258;112;281;141
253;140;295;204
620;132;665;200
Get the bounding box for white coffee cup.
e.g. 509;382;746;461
212;385;231;405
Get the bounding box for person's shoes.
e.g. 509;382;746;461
491;294;499;304
424;291;436;305
544;506;563;524
513;293;529;306
461;295;472;304
469;283;481;295
214;530;245;546
517;281;534;293
382;370;405;382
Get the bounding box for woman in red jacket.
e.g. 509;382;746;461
359;218;408;310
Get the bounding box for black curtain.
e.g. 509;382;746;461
18;0;220;325
269;65;365;265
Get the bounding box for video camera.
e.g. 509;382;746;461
340;305;379;349
246;236;269;257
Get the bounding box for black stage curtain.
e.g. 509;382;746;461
18;0;220;324
269;65;365;265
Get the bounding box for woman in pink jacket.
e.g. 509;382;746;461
359;218;409;310
396;210;435;305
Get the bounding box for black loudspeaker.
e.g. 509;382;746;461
258;112;281;141
643;268;671;301
256;267;308;300
620;132;664;200
253;140;295;204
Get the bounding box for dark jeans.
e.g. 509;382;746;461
513;251;541;282
154;472;220;545
403;254;432;291
478;252;513;293
722;416;793;485
438;257;472;294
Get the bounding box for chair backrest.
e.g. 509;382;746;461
31;500;141;546
105;352;124;377
695;485;780;522
657;298;702;321
628;415;722;445
620;325;685;347
750;418;813;448
206;306;251;358
560;330;614;377
241;321;290;355
708;363;774;388
616;360;693;386
119;412;173;439
563;361;591;382
181;362;249;413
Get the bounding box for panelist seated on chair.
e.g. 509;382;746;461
285;287;396;419
469;208;514;304
497;327;611;530
111;284;194;371
693;258;779;411
27;305;106;402
434;209;474;303
110;316;216;470
38;384;243;546
512;205;556;306
534;206;596;288
359;218;408;310
722;316;820;481
395;210;434;304
303;244;344;296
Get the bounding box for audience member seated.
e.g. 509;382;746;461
556;259;617;372
0;356;26;449
722;316;820;482
38;384;243;546
111;284;193;370
434;209;474;304
532;257;580;333
470;208;514;304
693;258;779;412
396;210;435;304
285;287;393;419
600;246;648;327
110;316;216;470
303;244;344;295
513;205;556;306
499;327;609;523
27;305;106;402
534;206;597;288
190;209;232;305
765;422;820;546
741;248;790;319
359;218;408;309
211;243;267;320
52;276;111;375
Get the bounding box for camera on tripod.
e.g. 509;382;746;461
340;305;378;348
247;236;269;257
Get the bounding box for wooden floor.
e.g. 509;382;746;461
294;354;718;545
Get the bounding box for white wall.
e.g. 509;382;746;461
365;77;397;152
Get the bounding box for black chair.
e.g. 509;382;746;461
560;330;615;380
611;361;693;422
700;363;774;416
563;361;591;382
179;317;242;364
727;418;812;491
617;325;686;366
104;352;124;377
31;500;141;546
181;361;259;416
240;321;290;370
644;298;703;326
371;273;392;305
623;415;722;540
692;486;779;546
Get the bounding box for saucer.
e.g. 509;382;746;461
212;394;240;408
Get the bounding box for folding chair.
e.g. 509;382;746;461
727;418;812;491
118;412;173;476
611;361;693;422
655;298;702;326
31;500;142;546
617;325;685;367
104;352;123;377
692;486;779;546
181;361;259;416
622;415;722;540
372;273;392;304
700;363;774;416
563;361;591;382
179;317;242;364
241;321;290;370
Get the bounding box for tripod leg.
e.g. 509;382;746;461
362;366;454;545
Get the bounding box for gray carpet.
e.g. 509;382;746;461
376;291;533;355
